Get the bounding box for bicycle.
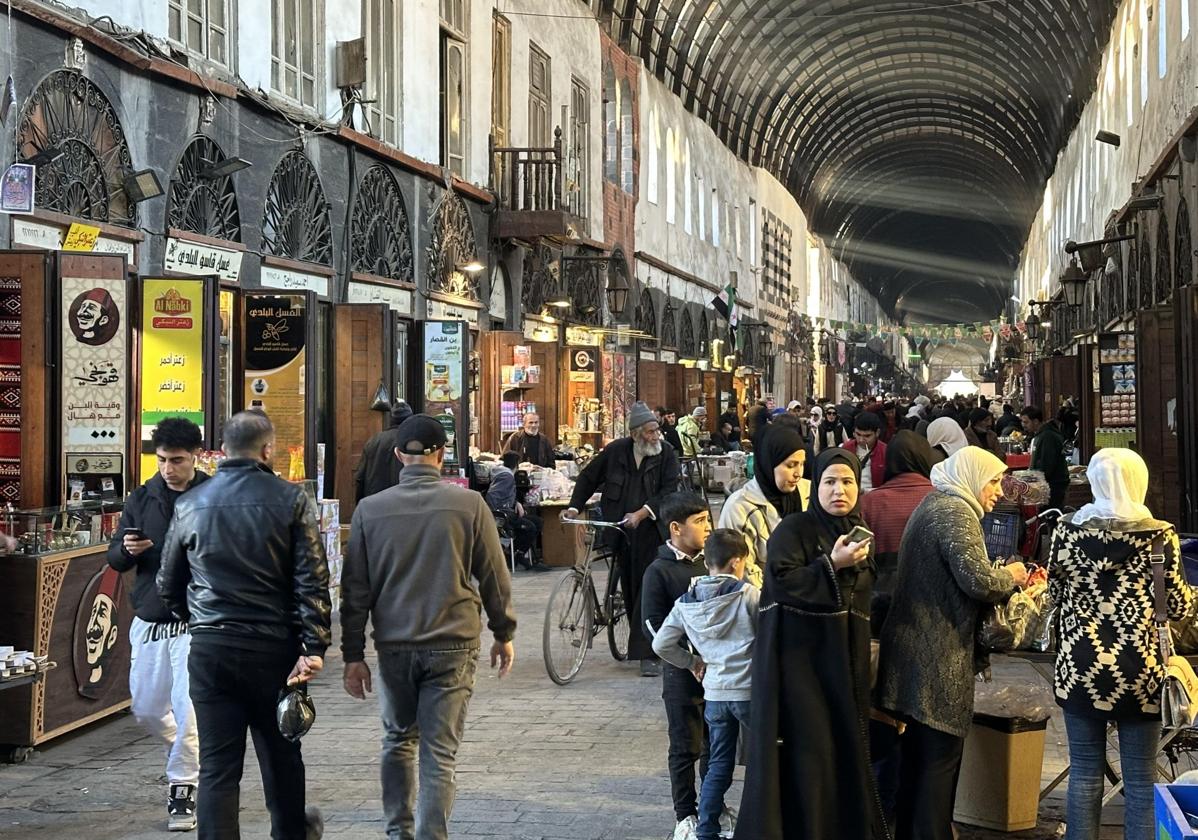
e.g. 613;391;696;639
541;516;631;685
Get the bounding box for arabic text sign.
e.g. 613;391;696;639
164;237;243;283
139;279;205;481
61;276;127;459
62;222;101;252
244;293;308;479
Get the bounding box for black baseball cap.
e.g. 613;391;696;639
396;414;448;455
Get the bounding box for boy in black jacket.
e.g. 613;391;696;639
106;417;209;831
642;493;715;840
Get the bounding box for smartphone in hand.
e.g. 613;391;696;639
846;525;874;545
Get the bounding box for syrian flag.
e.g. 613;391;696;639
711;283;738;328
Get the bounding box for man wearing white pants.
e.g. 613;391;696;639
108;418;210;832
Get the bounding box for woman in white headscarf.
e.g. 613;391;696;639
1050;448;1195;840
925;416;968;464
877;448;1029;840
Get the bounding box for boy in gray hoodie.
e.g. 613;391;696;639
652;529;759;840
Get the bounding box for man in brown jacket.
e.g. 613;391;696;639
340;414;516;840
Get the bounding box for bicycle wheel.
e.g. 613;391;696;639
605;557;630;662
542;569;595;685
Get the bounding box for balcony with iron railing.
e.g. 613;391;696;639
490;126;587;240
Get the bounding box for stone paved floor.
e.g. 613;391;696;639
0;565;1127;839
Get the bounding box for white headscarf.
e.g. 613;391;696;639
931;446;1008;519
1073;448;1153;526
927;416;969;456
906;405;924;420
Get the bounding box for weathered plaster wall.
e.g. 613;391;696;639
1017;0;1198;307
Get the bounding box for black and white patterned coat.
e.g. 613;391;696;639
1050;517;1195;720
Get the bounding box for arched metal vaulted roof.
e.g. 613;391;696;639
592;0;1119;322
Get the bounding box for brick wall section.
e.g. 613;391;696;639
600;31;638;279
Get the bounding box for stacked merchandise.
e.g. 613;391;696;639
0;646;50;681
1095;333;1137;450
500;344;541;436
501;400;537;435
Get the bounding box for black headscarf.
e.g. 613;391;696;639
968;407;992;429
754;424;808;517
883;429;934;483
790;448;870;556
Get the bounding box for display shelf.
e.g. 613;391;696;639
500;382;537;391
561;428;604;435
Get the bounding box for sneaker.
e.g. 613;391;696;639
640;658;662;677
305;805;324;840
672;815;698;840
718;805;737;838
167;784;196;832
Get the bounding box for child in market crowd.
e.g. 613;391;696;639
652;529;758;840
641;493;715;840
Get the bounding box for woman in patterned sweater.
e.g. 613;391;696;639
1050;448;1195;840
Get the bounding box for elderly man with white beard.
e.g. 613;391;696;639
566;401;681;674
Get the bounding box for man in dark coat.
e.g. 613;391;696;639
503;412;556;468
657;406;685;454
354;401;414;502
567;401;681;668
1022;405;1070;509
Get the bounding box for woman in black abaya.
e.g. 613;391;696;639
734;449;889;840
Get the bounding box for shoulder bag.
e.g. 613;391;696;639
1152;534;1198;728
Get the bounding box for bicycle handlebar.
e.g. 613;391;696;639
1025;507;1065;526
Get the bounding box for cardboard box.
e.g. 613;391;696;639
953;713;1048;832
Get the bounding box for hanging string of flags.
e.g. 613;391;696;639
814;316;1028;346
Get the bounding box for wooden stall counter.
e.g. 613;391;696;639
0;543;135;753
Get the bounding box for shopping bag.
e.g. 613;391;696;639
1151;535;1198;728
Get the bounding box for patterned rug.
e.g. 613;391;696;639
0;277;21;506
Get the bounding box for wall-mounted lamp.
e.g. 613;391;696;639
1095;130;1121;147
1060;258;1088;307
123;168;165;203
26;146;64;167
1127;193;1164;212
605;261;630;318
458;259;486;274
200;156;252;179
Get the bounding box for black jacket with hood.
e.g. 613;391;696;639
107;470;211;623
642;542;707;703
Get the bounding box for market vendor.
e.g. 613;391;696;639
503;412;557;468
566;401;680;674
1021;406;1069;509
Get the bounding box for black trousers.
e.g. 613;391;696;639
511;513;542;554
663;695;710;821
894;720;965;840
189;640;307;840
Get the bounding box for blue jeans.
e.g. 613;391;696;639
1063;711;1160;840
376;647;478;840
698;700;750;840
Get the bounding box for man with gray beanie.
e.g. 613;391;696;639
354;400;415;502
566;401;680;674
676;406;707;457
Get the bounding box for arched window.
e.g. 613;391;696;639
351;164;413;281
169;136;241;242
618;78;634;193
1177;198;1192;289
1156;212;1172;303
665;128;677;224
683;139;692;234
426;190;481;300
636;289;656;338
261;151;333;265
647;110;659;204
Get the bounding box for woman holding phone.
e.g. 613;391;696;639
876;447;1029;840
734;449;888;839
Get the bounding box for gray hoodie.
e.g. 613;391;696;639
651;574;759;701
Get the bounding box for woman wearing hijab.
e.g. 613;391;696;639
814;404;847;453
876;448;1029;840
925;416;968;463
717;425;810;589
734;449;887;840
860;431;936;596
1050;449;1195;840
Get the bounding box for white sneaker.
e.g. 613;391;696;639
718;805;737;838
166;784;197;832
672;815;699;840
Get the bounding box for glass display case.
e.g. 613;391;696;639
1;501;125;556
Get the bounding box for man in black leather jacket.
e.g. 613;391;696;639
158;410;331;840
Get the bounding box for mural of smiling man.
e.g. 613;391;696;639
74;565;125;699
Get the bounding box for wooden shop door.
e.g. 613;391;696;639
332;304;391;520
1136;306;1179;525
1176;287;1198;530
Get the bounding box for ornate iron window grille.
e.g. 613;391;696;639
1125;241;1138;315
697;311;709;358
169;136;242;242
522;243;557;313
636;289;656;338
740;324;756;368
426;191;480;301
660;299;678;349
562;255;603;326
1178;198;1193;290
1138;226;1153;310
261;151;333;265
351;165;413;281
1157;212;1172;304
18;70;136;226
678;309;695;357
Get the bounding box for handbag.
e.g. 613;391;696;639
1151;535;1198;728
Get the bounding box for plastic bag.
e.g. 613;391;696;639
973;681;1055;723
978;582;1052;652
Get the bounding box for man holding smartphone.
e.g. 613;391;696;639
107;417;209;832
